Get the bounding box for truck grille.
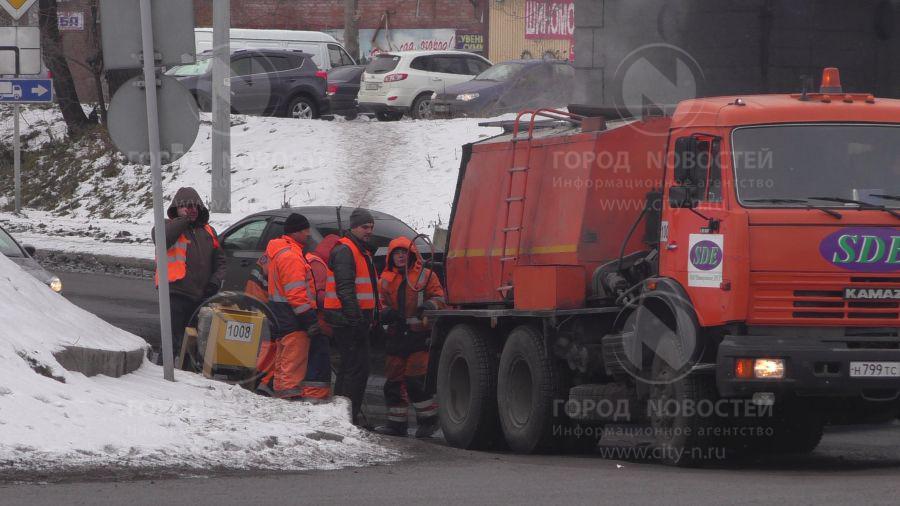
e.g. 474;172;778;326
750;273;900;325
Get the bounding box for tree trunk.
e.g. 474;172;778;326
343;0;360;62
87;0;106;124
38;0;90;136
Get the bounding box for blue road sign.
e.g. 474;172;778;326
0;78;53;103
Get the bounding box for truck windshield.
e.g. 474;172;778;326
732;124;900;208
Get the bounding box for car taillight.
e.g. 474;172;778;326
384;73;408;83
315;70;328;81
327;84;338;96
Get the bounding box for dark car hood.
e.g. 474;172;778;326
7;256;53;285
441;79;505;98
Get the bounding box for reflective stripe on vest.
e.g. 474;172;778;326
323;237;376;310
155;224;219;286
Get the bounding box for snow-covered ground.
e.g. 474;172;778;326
0;252;397;472
0;107;512;259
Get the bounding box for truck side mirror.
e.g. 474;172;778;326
668;186;696;209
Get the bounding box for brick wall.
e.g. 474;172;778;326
194;0;487;33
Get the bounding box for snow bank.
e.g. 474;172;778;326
0;253;396;471
1;107;513;258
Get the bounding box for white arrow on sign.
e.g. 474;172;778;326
31;84;48;96
0;0;39;20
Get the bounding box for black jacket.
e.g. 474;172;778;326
325;232;379;328
151;187;226;301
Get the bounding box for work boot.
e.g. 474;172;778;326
373;424;408;437
414;420;439;439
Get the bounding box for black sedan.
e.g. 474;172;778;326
325;65;365;119
167;48;329;119
431;59;575;118
217;206;440;292
0;225;62;293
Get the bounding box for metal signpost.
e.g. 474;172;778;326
102;0;198;382
0;23;50;215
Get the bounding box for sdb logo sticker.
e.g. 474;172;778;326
820;227;900;273
688;234;724;287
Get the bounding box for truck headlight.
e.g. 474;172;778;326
456;92;480;102
49;276;62;293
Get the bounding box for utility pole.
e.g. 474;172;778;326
343;0;359;62
210;0;231;213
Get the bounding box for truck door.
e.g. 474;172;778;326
660;134;731;293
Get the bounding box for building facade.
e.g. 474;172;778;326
488;0;574;63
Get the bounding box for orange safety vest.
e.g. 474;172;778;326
155;224;219;286
324;237;376;310
267;237;316;316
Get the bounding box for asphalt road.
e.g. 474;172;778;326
4;423;900;505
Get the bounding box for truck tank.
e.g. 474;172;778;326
446;113;672;307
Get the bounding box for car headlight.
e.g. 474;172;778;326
49;276;62;293
456;93;480;102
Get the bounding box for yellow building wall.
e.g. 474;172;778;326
489;0;572;63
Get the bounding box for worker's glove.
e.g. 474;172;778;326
307;322;322;338
381;308;401;325
204;281;220;298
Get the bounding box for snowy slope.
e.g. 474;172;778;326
1;107;512;258
0;252;396;471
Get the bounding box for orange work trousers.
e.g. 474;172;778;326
274;330;310;399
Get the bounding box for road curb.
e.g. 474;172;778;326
35;249;154;278
53;346;147;378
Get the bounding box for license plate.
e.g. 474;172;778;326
849;361;900;377
433;104;449;112
365;83;380;90
224;320;255;343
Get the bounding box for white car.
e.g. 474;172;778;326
356;50;492;121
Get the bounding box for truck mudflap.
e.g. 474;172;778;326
716;334;900;399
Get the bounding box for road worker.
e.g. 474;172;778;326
266;213;323;400
152;187;225;362
325;208;380;426
375;237;445;438
245;254;277;396
301;234;343;401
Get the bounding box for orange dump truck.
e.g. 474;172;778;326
427;68;900;463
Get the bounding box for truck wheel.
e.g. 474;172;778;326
497;325;559;453
437;323;501;449
648;357;719;466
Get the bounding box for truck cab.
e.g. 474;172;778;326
428;68;900;463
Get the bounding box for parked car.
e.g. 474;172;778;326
194;28;357;72
0;225;62;293
356;50;492;121
217;206;442;292
167;48;329;119
431;59;575;118
325;65;366;119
